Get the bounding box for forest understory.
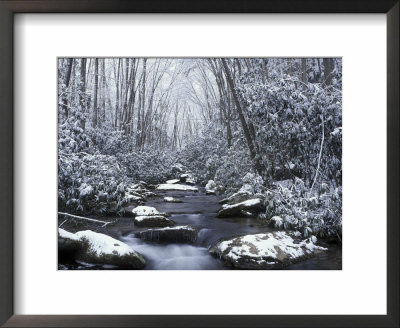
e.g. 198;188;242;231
58;57;342;270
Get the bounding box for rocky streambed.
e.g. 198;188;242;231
59;173;342;270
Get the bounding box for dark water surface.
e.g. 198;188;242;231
103;187;342;270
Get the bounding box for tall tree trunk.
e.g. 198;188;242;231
323;58;334;86
221;58;263;176
115;59;120;129
79;58;87;130
93;58;99;129
62;58;73;119
301;58;307;91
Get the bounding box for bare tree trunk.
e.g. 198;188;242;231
79;58;87;130
221;58;263;176
114;58;121;129
62;58;73;119
301;58;307;85
93;58;99;129
323;58;334;86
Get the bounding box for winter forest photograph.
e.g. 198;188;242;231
58;57;342;270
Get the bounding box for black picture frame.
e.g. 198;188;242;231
0;1;398;327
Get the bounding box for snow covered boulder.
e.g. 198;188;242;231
137;225;197;243
163;196;182;203
219;191;259;206
217;198;265;218
133;215;175;227
58;228;84;258
172;163;184;174
205;180;217;195
156;184;198;192
132;206;160;216
210;231;327;269
179;173;190;183
75;230;146;269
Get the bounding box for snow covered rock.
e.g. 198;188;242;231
205;180;217;195
179;173;190;182
210;231;327;269
156;184;198;192
58;228;84;258
217;198;265;218
205;180;216;190
137;225;197;243
133;215;175;227
219;191;260;206
166;179;180;184
75;230;146;269
185;178;196;185
163;196;182;203
132;206;160;216
172;163;184;174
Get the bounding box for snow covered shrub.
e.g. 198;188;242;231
118;148;177;184
239;173;264;194
178;123;253;193
264;179;342;240
236;69;342;188
58;153;132;215
58;118;93;154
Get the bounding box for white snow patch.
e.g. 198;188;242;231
205;180;216;190
166;179;180;184
154;225;195;231
157;184;198;192
134;215;168;222
132;206;159;216
59;228;79;241
222;198;261;209
216;231;327;263
79;184;93;197
75;230;134;256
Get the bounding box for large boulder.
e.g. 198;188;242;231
58;228;84;259
156;184;198;192
137;225;197;243
179;173;190;183
205;180;217;195
217;198;265;218
219;191;262;205
75;230;146;269
132;206;160;216
210;231;327;269
133;215;175;227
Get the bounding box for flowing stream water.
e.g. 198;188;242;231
104;187;342;270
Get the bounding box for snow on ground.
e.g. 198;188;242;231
132;206;159;216
75;230;135;256
152;225;196;231
166;179;180;184
134;215;169;222
222;198;261;209
216;231;327;262
156;184;198;192
59;228;80;240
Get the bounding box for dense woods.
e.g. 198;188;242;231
58;57;342;243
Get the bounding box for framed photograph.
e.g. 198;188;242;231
0;1;398;327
